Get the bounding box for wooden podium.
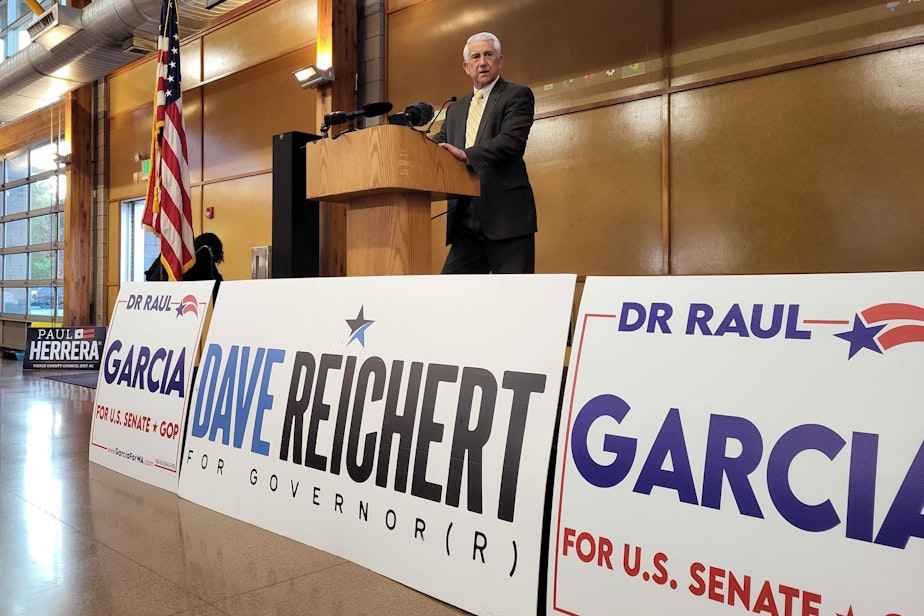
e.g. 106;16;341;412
306;125;479;276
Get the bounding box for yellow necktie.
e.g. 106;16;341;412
465;89;484;148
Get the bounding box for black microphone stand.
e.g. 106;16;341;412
423;97;457;134
332;118;356;140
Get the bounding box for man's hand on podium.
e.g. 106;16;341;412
438;142;468;163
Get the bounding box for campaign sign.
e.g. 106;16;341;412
23;326;106;369
89;281;215;492
177;275;575;616
549;273;924;616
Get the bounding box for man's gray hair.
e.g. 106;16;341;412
463;32;501;61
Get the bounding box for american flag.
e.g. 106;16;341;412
142;0;194;281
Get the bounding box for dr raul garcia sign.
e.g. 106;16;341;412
89;281;215;492
550;273;923;616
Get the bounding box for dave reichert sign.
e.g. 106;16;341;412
89;281;215;492
177;275;575;616
549;273;923;616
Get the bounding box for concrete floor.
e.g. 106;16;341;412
0;357;468;616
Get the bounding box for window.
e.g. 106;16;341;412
30;214;54;244
5;151;26;182
30;143;57;175
2;287;26;314
0;139;65;321
5;184;26;214
3;252;26;279
120;198;159;282
4;218;27;247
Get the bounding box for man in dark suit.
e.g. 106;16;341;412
432;32;537;274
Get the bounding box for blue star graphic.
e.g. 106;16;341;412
346;306;374;347
175;302;185;317
834;314;885;359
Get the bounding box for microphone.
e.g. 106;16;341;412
406;102;435;126
329;102;395;139
361;101;393;118
324;111;349;126
387;101;436;128
386;111;409;126
327;103;392;125
345;101;394;121
423;96;457;134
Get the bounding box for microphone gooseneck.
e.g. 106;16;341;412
424;96;457;134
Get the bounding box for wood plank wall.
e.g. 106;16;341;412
0;101;66;154
387;0;924;275
64;86;93;325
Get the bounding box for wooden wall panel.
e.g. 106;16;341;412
110;40;202;115
183;89;204;186
201;174;273;281
183;39;204;90
0;102;65;154
202;47;316;180
108;91;204;201
386;0;664;116
202;0;317;82
670;45;924;274
110;61;157;117
391;1;665;276
429;99;664;276
672;0;924;86
392;2;923;278
111;62;157;117
527;99;664;275
386;0;415;11
109;107;158;202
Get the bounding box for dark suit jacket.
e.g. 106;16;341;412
432;78;537;243
145;245;222;283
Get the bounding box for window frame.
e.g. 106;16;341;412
0;139;66;321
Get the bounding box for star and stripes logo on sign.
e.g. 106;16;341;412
835;303;924;359
73;328;96;340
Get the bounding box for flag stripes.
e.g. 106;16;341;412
141;0;195;281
